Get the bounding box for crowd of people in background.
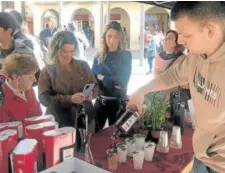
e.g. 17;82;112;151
144;24;165;74
1;2;225;173
0;9;189;136
0;10;133;153
0;8;189;152
0;4;190;164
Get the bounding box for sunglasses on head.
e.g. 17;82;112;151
107;21;122;30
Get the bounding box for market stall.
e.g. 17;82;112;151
89;125;194;173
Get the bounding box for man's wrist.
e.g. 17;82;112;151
138;86;148;97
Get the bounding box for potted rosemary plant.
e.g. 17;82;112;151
140;91;168;142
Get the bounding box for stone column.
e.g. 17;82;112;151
14;0;22;12
139;3;145;66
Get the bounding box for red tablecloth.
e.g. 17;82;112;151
89;125;194;173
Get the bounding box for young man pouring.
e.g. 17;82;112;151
128;2;225;173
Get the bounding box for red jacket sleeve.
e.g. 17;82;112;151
0;107;11;122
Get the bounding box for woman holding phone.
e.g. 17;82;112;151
38;31;98;132
92;21;132;131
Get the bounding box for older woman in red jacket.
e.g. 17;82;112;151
0;53;42;122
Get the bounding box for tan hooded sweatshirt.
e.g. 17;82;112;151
157;43;225;172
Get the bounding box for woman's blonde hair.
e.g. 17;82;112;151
99;21;126;63
2;53;39;78
47;30;78;65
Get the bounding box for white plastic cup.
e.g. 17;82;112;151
133;150;145;170
171;126;181;145
125;137;136;157
133;134;146;150
144;142;156;162
158;131;169;149
116;142;128;163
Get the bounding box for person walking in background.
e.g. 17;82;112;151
122;27;129;49
146;34;156;74
67;22;89;60
10;10;47;70
39;16;57;47
144;28;150;59
90;26;95;47
155;29;164;53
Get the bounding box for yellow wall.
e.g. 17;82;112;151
32;2;59;37
30;1;170;50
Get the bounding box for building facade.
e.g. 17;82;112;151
1;1;171;51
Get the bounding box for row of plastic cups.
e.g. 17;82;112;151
106;140;156;171
132;142;156;170
125;134;147;156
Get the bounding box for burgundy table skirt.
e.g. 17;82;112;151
89;125;194;173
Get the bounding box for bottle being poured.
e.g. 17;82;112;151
111;109;140;149
112;109;141;139
110;103;148;149
112;102;147;138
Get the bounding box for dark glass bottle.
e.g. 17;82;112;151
112;109;141;139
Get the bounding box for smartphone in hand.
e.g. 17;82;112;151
83;84;95;97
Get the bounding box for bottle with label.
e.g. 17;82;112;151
112;109;141;139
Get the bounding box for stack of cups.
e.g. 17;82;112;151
170;126;182;149
156;131;169;153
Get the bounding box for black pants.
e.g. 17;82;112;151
45;102;75;127
94;98;120;132
45;101;95;127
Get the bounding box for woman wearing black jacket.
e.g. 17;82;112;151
92;21;132;131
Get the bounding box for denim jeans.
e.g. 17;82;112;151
147;55;154;72
190;158;217;173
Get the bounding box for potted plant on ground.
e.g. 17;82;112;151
140;91;168;143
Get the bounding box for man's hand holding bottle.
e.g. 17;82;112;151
126;89;145;114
